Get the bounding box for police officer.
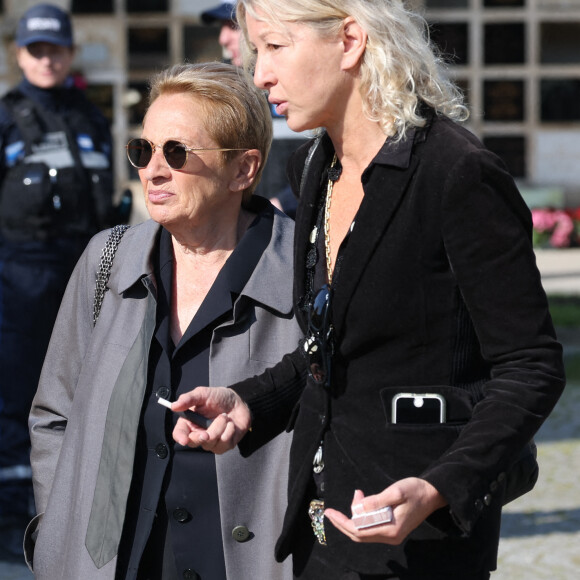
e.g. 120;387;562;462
0;4;115;561
201;0;243;66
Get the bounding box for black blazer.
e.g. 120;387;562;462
234;111;565;576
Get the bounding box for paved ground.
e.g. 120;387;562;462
493;379;580;578
2;249;579;579
534;247;580;295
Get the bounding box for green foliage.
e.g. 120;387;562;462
564;356;580;385
548;295;580;383
548;295;580;327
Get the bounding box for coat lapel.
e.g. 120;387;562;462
292;130;423;338
331;155;420;338
85;280;157;569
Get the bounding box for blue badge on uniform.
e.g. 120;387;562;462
77;134;95;152
5;140;25;166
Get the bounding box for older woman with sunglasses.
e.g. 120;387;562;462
26;62;300;580
172;2;566;579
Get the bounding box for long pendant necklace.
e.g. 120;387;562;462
308;153;341;547
324;154;339;284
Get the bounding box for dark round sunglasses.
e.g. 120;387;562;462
126;138;248;170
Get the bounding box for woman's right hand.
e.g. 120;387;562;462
171;386;252;454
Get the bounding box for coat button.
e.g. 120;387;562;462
157;386;171;399
182;570;200;580
497;472;506;483
232;525;250;542
484;494;493;506
474;499;484;511
173;507;191;523
490;481;498;492
155;443;168;459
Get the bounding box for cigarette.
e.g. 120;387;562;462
157;396;213;429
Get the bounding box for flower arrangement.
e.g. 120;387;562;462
531;208;580;248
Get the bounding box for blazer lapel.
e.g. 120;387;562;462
331;155;420;339
291;131;421;339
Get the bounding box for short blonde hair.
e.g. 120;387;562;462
237;0;468;140
148;62;273;201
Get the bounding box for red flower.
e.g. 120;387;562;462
532;208;577;248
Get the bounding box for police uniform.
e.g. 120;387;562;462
0;75;114;532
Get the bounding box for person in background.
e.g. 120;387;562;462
202;0;300;219
26;62;300;580
0;3;115;563
172;1;566;578
201;0;243;67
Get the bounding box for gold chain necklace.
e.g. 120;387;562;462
324;154;338;284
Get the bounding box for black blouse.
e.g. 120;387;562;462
117;202;272;580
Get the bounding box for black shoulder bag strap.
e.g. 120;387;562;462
93;224;130;326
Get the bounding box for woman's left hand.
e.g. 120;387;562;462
323;478;447;545
172;386;252;454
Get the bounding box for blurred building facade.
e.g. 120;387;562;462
422;0;580;209
1;0;579;214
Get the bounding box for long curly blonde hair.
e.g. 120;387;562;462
237;0;468;140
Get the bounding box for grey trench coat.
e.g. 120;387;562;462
26;212;301;580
